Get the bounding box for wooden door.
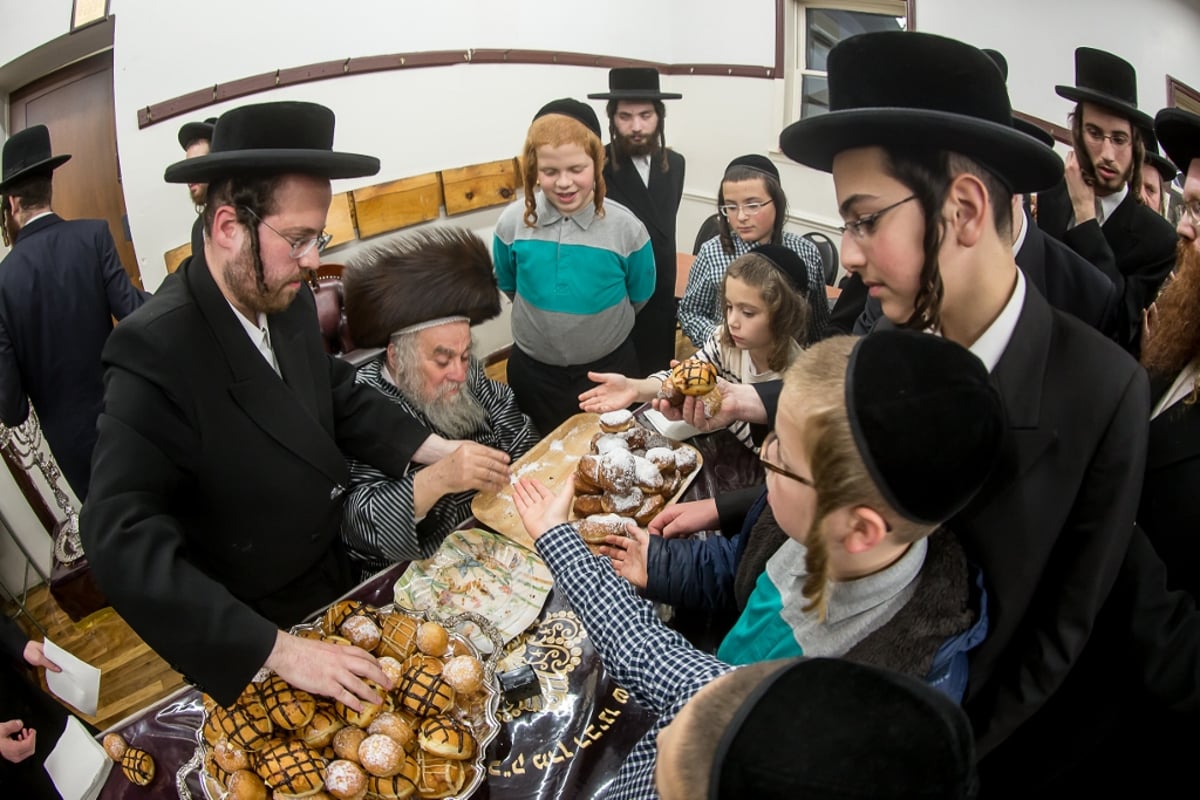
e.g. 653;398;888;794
8;50;143;288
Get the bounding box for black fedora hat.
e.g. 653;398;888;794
780;32;1063;193
0;125;71;191
1155;107;1200;177
177;117;217;151
587;67;682;101
164;101;380;184
1141;126;1178;183
982;49;1056;149
1055;47;1152;130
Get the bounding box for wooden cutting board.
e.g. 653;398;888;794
471;412;702;551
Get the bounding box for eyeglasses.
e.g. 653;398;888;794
718;199;773;218
760;432;815;488
1181;199;1200;226
241;206;331;260
1083;124;1132;149
838;195;917;241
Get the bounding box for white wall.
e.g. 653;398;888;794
2;0;1200;581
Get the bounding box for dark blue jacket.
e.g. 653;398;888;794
0;213;146;499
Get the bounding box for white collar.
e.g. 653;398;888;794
1098;183;1128;226
23;210;54;226
968;269;1026;373
1012;208;1030;257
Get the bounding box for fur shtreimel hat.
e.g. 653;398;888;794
709;657;977;799
343;226;501;348
1055;47;1153;130
164;101;379;184
780;31;1062;193
1155;107;1200;177
845;329;1003;525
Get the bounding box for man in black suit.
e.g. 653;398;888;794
0;617;64;799
0;125;146;501
1039;47;1178;354
1140;129;1176;216
80;101;512;708
177;117;216;256
589;68;685;373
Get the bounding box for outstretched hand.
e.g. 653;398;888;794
598;522;651;589
647;497;720;539
650;377;764;430
264;632;390;712
578;372;639;414
512;475;575;542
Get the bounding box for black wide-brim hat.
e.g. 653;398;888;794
587;67;682;101
1055;47;1152;130
1140;126;1178;182
0;125;71;191
982;49;1057;150
177;117;217;150
1155;107;1200;176
779;32;1063;194
164;101;380;184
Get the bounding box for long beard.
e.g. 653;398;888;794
1142;240;1198;378
616;132;658;159
395;364;490;439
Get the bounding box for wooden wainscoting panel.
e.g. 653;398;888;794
326;191;358;247
164;242;192;274
441;158;520;216
352;173;443;238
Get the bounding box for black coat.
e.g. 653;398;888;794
79;250;430;705
603;146;685;373
1038;182;1177;352
0;214;146;499
0;618;66;799
1138;377;1200;601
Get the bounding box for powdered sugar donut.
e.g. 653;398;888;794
599;409;634;433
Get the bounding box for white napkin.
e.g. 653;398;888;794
44;717;111;800
43;637;102;716
642;408;704;441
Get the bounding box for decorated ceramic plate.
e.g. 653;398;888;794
181;605;503;800
393;528;553;655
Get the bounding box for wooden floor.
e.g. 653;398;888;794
4;328;696;733
7;585;184;732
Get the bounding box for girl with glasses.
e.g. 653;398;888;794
678;155;828;349
580;245;809;452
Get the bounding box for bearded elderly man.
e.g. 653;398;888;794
341;227;538;580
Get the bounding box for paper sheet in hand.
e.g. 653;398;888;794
44;716;111;800
43;637;101;716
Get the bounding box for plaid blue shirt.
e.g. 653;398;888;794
678;231;827;349
536;524;733;800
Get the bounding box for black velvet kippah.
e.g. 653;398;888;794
845;330;1003;525
533;98;603;139
709;657;977;799
724;153;780;181
750;244;810;295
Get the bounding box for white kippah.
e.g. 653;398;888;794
390;316;470;337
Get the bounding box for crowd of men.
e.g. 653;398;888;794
2;32;1200;799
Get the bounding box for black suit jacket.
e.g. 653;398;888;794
603;146;685;373
0;214;146;499
1138;377;1200;600
1038;183;1177;352
79;250;430;704
761;281;1149;761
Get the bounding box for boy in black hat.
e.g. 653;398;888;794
698;30;1149;792
81;101;508;710
588;68;686;374
514;329;991;800
1040;47;1178;354
0;124;146;501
